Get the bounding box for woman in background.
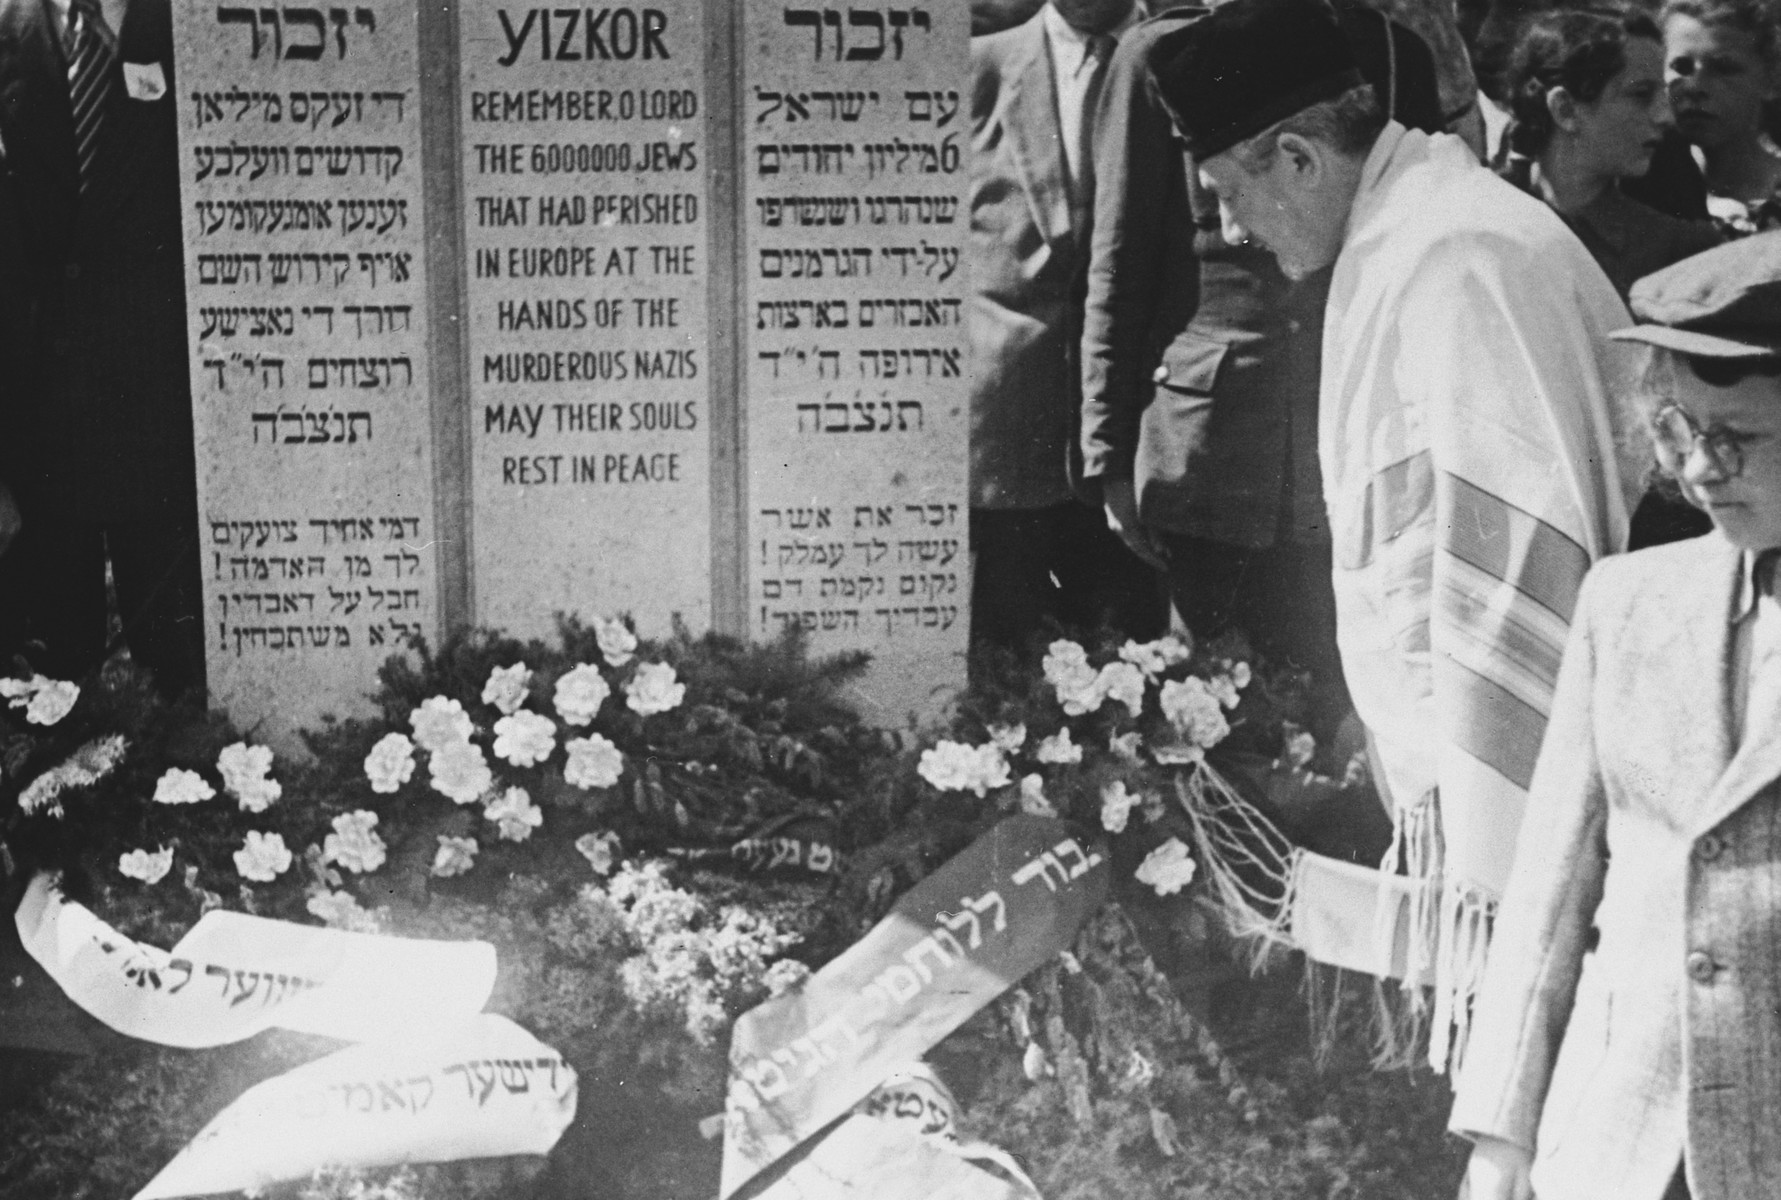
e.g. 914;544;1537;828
1502;6;1720;297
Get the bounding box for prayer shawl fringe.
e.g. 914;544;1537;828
1170;764;1297;969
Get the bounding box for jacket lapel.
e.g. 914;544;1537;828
1688;538;1775;837
1000;14;1073;254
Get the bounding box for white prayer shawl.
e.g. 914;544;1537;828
1316;123;1641;1068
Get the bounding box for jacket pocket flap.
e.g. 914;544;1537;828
1152;333;1229;395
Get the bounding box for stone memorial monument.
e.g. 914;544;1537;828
174;0;442;744
742;3;970;722
459;1;714;639
173;1;968;744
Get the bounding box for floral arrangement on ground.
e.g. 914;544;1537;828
0;618;1454;1200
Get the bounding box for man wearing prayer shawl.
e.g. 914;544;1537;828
1146;0;1644;1069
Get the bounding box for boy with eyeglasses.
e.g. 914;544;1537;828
1451;231;1781;1200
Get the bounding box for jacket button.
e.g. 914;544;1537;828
1687;951;1718;983
64;263;79;280
1152;364;1170;384
1696;833;1726;862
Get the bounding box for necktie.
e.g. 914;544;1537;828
1743;548;1781;748
1073;35;1112;205
66;0;117;193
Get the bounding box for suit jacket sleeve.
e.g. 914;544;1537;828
1078;25;1197;487
1447;564;1611;1149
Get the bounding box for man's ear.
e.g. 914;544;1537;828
1274;131;1322;180
1546;86;1581;133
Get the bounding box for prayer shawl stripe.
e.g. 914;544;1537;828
1440;475;1589;622
1436;562;1569;699
1440;660;1547;791
1334;449;1435;571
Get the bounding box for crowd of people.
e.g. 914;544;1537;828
966;1;1781;1198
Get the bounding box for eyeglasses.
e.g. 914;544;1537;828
1652;404;1748;478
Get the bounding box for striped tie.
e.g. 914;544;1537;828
66;0;117;193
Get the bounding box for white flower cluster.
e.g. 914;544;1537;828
624;661;685;716
153;768;215;806
431;835;479;878
917;739;1012;797
603;860;802;1044
1100;781;1139;834
429;738;494;805
364;732;417;794
410;696;474;752
595;616;638;667
1018;774;1056;817
118;844;173;884
1118;636;1191;680
17;734;127;818
306;888;381;932
493;710;556;767
552;663;610;726
218;742;281;813
1135;838;1197;896
1042;640;1104;715
1158;678;1231;761
234;831;293;882
323;810;387;874
564;733;624;789
484;786;543;842
575;829;621;875
1;674;79;726
1034;727;1082;764
480;662;533;715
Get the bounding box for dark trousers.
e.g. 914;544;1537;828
1663;1165;1690;1200
1158;532;1349;737
970;501;1168;653
0;509;206;699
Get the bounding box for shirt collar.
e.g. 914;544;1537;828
1735;547;1781;623
47;0;130;43
1342;120;1409;250
1041;2;1140;69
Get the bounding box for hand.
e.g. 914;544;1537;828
1461;1137;1533;1200
0;482;19;559
1102;477;1166;570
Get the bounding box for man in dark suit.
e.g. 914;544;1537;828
1079;0;1441;732
0;0;204;698
967;0;1166;652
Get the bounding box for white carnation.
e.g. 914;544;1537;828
1159;677;1230;750
552;663;611;726
564;733;624;789
484;786;543;842
1119;636;1191;679
118;845;173;884
595;616;639;667
233;831;293;882
764;958;812;997
1135;838;1197;896
575;830;621;875
429;738;494;805
625;662;685;716
1100;781;1138;833
1097;662;1147;717
1018;773;1056;817
323;810;387;874
306;889;380;932
481;663;533;715
917;740;1012;797
1034;728;1083;765
153;768;215;806
364;732;417;794
25;680;78;726
409;696;474;753
430;835;479;878
493;709;557;767
987;723;1027;753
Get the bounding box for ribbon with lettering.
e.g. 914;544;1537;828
666;814;844;877
132;1013;577;1200
720;814;1108;1197
15;874;498;1048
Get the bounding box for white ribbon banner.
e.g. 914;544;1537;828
133;1013;578;1200
15;874;498;1047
